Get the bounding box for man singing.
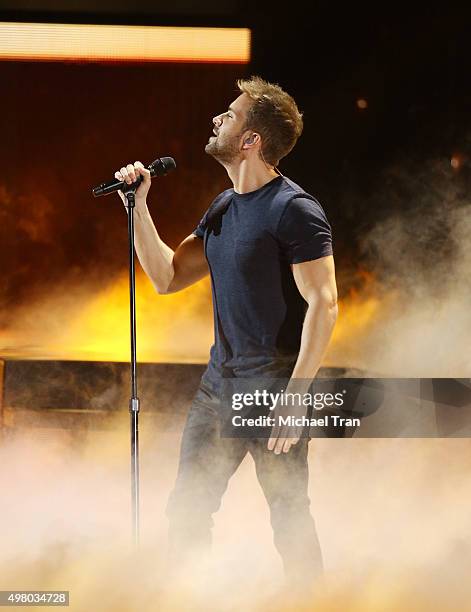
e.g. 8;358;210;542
115;76;338;590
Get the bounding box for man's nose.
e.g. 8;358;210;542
213;114;222;127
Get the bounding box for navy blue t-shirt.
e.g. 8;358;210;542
193;174;333;393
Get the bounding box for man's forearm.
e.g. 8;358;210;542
132;203;175;293
289;297;338;392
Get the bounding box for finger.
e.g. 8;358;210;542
267;422;281;450
114;171;123;180
126;163;137;182
135;161;151;181
282;439;293;453
120;166;131;184
274;436;286;455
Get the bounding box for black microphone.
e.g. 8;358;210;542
92;156;176;197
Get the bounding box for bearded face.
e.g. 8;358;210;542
205;94;253;165
205;126;244;164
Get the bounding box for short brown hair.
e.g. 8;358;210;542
237;75;303;166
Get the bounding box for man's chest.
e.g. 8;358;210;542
204;205;280;275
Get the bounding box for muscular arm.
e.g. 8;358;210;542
133;206;208;294
115;161;208;294
290;254;338;382
268;254;338;453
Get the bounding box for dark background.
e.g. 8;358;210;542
0;1;470;320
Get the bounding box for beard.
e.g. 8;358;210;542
205;132;241;164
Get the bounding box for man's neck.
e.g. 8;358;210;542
225;159;279;195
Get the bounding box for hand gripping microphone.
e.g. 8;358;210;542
92;156;176;197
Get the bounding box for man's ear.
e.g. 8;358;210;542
242;131;260;149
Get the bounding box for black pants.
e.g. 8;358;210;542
166;382;324;584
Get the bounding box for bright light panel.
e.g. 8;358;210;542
0;22;251;63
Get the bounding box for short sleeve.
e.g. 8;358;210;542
277;197;333;264
192;210;208;239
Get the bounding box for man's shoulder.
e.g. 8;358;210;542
212;177;313;205
212;186;235;204
277;176;317;202
269;176;331;233
199;187;235;229
268;176;321;215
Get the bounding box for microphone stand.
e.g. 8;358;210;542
123;184;140;547
92;159;175;545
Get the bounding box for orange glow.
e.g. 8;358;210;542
0;22;251;63
0;271;213;363
356;98;368;109
65;274;213;362
59;273;214;362
324;267;397;370
333;294;381;343
0;262;400;370
0;265;389;366
450;154;461;170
